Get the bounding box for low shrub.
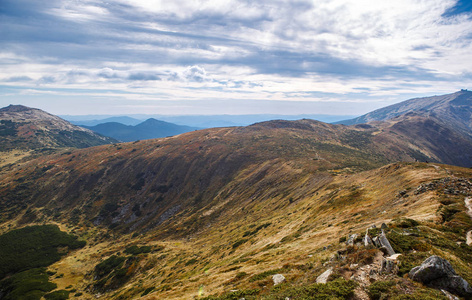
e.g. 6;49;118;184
124;245;152;255
0;225;86;279
0;268;56;300
44;290;70;300
367;280;395;300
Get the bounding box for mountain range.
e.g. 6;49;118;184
65;114;358;128
83;118;199;142
0;91;471;299
71;116;143;126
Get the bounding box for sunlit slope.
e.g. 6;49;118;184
1;118;471;234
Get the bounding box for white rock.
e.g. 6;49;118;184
387;254;402;261
316;268;333;284
272;274;286;285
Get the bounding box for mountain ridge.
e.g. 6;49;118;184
339;90;472;135
0;104;116;151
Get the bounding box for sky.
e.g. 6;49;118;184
1;0;472;116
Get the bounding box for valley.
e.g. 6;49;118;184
0;91;471;299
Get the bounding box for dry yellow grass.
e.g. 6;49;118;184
28;162;470;299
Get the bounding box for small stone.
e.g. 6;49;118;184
272;274;286;286
386;254;402;261
346;233;358;246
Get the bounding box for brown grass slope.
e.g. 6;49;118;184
2;162;471;299
0;118;472;298
0;105;116;167
0;117;471;233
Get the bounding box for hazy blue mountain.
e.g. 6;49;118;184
64;114;357;128
70;116;143;126
84;118;199;142
144;114;358;127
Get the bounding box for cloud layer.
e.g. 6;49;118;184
1;0;472;115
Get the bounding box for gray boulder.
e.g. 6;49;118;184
409;255;456;283
381;258;396;274
372;236;381;248
378;230;395;256
409;256;472;297
316;268;333;284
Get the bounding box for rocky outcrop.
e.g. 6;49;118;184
409;256;472;297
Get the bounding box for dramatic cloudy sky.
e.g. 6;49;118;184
1;0;472;115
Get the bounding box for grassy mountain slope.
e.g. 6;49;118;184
0;105;116;150
1;118;472;233
84;118;199;142
0;161;471;299
340;90;472;135
366;113;472;167
0;105;117;167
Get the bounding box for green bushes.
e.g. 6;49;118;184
0;225;86;279
249;269;284;282
124;245;152;255
185;258;198;266
201;288;260;300
393;218;419;228
0;120;17;137
44;290;70;300
0;268;56;300
0;225;82;300
141;287;155;296
367;280;395;300
93;255;140;291
242;223;271;237
232;238;248;249
94;256;126;278
268;278;357;299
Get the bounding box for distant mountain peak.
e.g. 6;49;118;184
338;91;472;135
85;117;198;142
0;104;116;151
0;104;33;113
